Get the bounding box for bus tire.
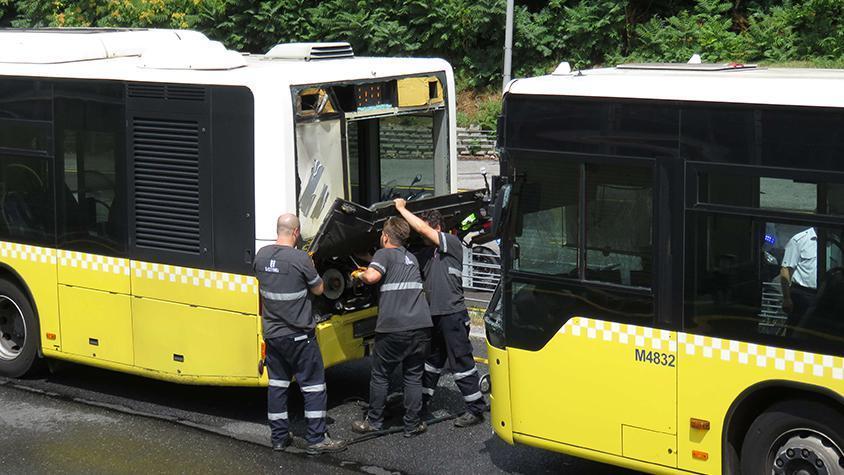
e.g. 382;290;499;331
740;399;844;475
0;278;39;378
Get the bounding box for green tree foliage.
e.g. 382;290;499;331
11;0;212;29
6;0;844;93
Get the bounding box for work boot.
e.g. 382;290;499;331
403;421;427;438
272;434;293;451
351;418;381;434
453;412;484;428
306;434;347;455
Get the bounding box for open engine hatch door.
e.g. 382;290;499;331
309;189;487;263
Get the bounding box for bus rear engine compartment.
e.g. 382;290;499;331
307;191;490;318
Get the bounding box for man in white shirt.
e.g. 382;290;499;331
780;227;818;325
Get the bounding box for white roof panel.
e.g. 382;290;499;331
507;66;844;108
0;29;452;87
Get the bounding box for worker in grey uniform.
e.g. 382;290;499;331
350;217;433;437
254;213;346;455
395;199;486;427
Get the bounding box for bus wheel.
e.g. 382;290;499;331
0;279;38;378
740;400;844;475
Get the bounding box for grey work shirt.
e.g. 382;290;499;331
369;247;433;333
417;232;466;315
254;244;322;339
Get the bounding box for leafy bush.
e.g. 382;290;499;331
11;0;213;29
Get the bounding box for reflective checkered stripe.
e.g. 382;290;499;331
131;260;257;314
559;317;844;381
58;251;129;275
0;242;57;264
559;317;677;353
131;261;256;293
678;333;844;380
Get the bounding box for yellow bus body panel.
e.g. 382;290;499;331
57;250;130;294
622;425;677;467
132;297;258;378
675;332;844;473
512;433;685;475
130;260;258;315
507;318;677;458
0;241;380;386
0;242;60;350
487;343;514;445
58;285;133;366
315;307;377;369
493;317;844;474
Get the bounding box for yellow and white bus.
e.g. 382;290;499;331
486;62;844;474
0;28;458;385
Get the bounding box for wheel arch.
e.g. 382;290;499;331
0;262;42;357
722;379;844;474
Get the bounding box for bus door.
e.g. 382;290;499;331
54;84;134;367
503;156;678;466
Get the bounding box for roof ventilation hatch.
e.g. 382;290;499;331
265;42;354;61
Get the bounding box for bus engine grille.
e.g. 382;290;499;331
132;117;201;254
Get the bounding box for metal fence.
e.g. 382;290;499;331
462;245;501;304
457;127;497;158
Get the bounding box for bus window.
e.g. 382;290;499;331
511;154;578;276
697;171;844;217
56;83;126;255
585;164;652;287
347;113;440;207
686;214;844;357
378;114;435;201
0;154;53;244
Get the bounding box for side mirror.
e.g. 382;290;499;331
491;183;512;238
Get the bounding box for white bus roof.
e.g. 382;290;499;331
0;28;452;87
506;63;844;108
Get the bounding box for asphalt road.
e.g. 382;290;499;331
0;339;638;475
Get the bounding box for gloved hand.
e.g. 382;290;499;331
350;267;367;281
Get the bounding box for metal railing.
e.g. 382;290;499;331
462;245;501;305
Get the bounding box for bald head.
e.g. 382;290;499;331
276;213;300;238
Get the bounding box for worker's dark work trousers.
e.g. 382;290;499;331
788;284;817;329
265;332;327;445
422;310;486;416
367;328;431;431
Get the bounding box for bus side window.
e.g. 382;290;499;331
511;155;578;276
55;83;125;255
0;155;53;243
686;214;844;357
585;164;653;288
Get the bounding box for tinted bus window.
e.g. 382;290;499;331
585;164;653;287
506;96;678;158
511;152;578;276
681;105;844;173
698;172;844;216
56;82;126;255
0;78;52;121
506;278;655;350
0;154;54;244
685;212;844;357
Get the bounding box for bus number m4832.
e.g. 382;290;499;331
634;348;675;367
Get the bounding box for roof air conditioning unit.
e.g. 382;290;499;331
265;42;354;61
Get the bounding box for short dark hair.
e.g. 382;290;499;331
419;209;444;229
383;217;410;247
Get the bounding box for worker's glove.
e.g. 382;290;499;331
350;267;367;281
